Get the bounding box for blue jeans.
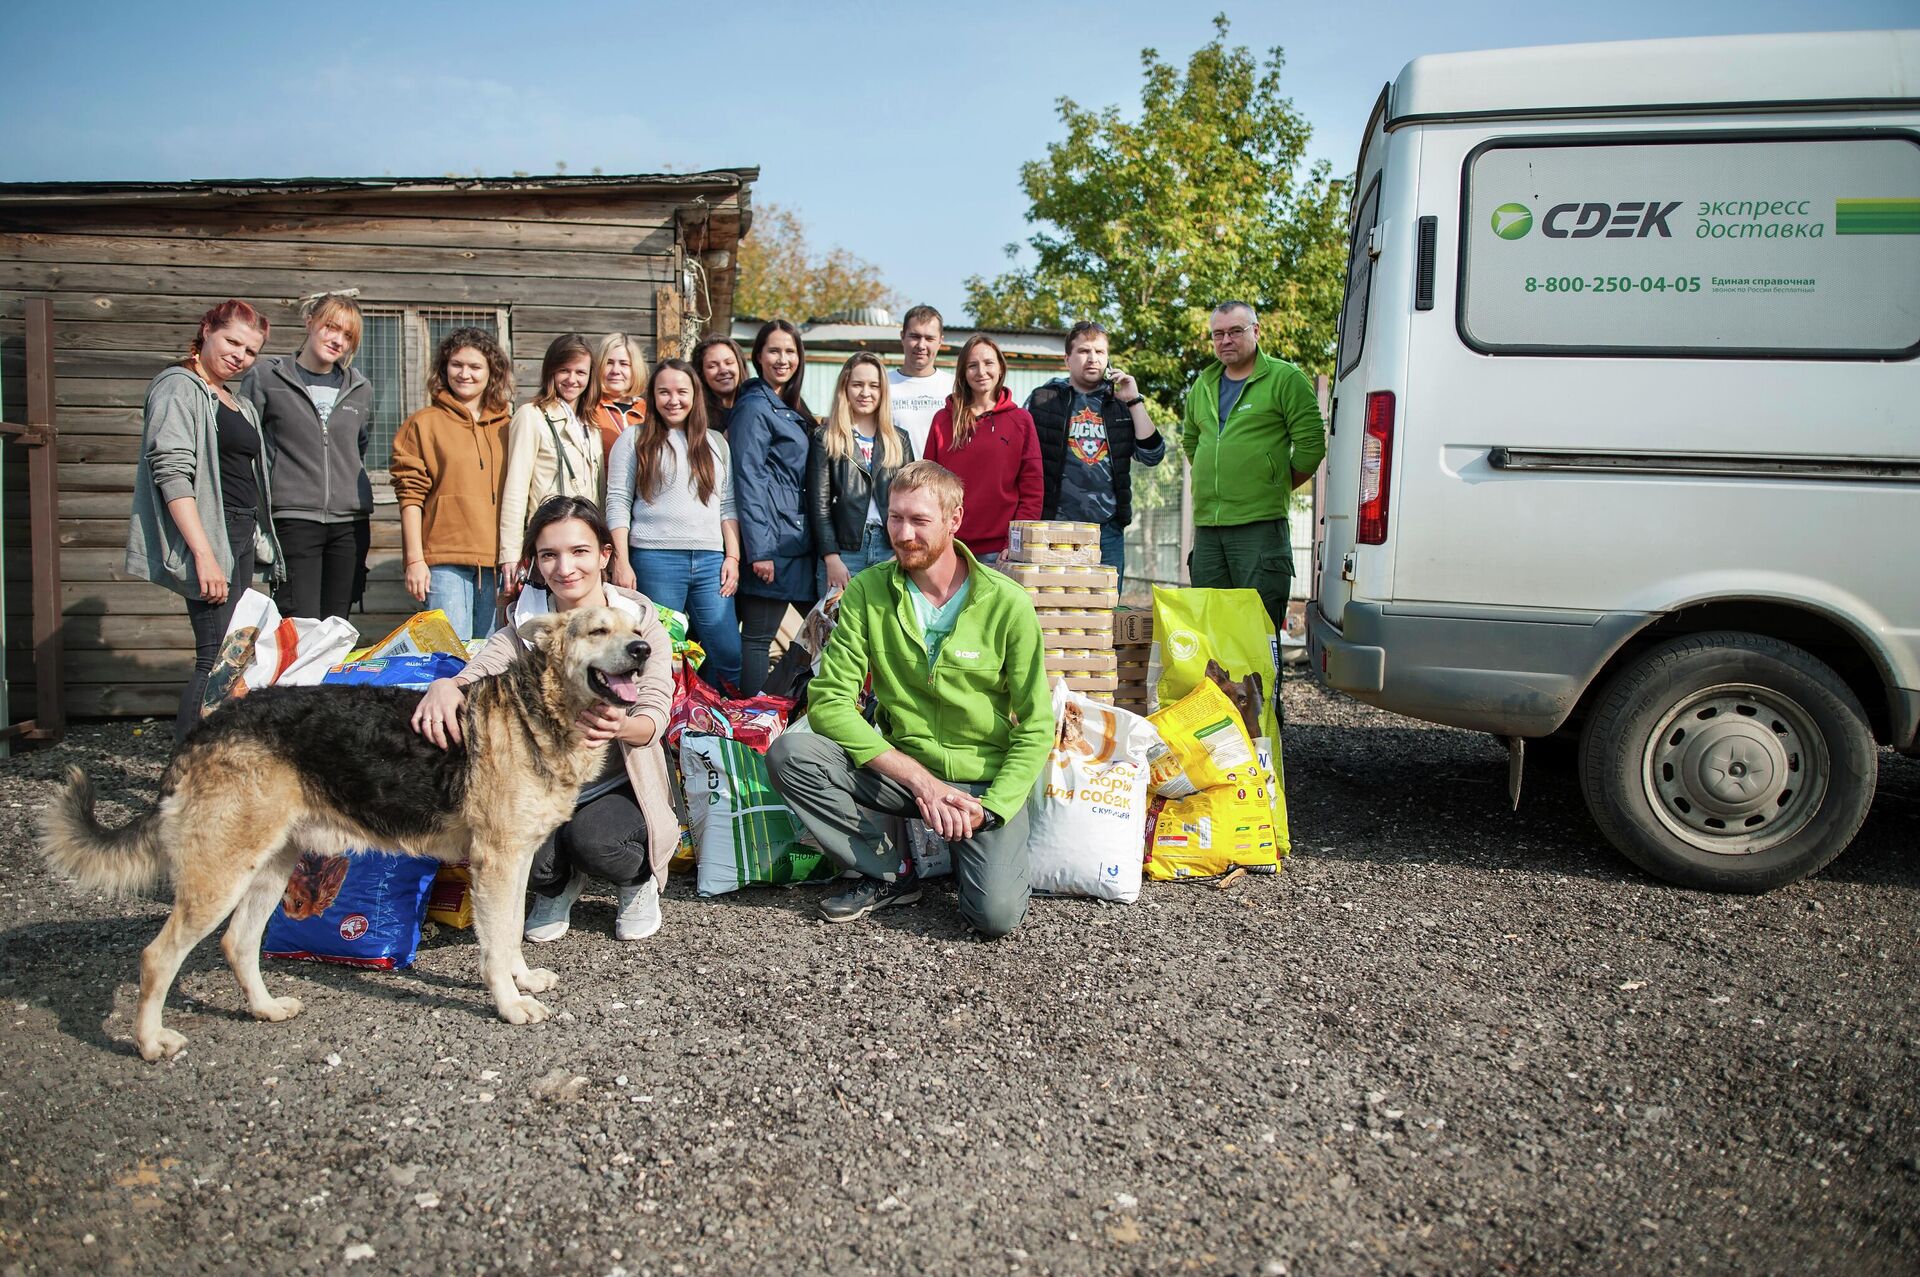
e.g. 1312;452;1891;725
817;523;894;596
427;564;499;642
630;548;743;690
1100;521;1126;593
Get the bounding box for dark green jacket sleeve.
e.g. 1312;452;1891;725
1279;364;1328;479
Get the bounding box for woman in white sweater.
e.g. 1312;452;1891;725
498;334;601;597
606;357;743;689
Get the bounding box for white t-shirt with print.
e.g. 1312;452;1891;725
887;368;954;459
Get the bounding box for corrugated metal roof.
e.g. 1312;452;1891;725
0;169;759;205
731;319;1066;360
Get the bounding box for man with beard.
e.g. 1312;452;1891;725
767;461;1051;936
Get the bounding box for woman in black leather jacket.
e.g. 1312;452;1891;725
807;352;914;594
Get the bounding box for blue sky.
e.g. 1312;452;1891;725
1;1;1909;318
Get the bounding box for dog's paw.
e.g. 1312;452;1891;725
137;1028;188;1062
515;967;558;994
250;996;304;1023
497;995;552;1025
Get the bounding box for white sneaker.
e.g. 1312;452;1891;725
525;873;587;943
614;878;662;942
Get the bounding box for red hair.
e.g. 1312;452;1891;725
190;300;270;354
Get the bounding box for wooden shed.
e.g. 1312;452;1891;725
0;169;756;719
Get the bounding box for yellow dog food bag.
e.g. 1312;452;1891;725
1143;679;1282;878
1148;586;1292;856
1145;679;1255;797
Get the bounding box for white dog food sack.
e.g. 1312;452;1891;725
1026;679;1161;903
681;734;836;896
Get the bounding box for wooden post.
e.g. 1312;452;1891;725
655;285;684;363
24;299;62;740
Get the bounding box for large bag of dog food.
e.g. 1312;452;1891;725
322;651;469;690
667;668;794;752
1143;680;1280;879
1144;783;1280;880
352;609;466;662
1026;680;1159;902
424;863;473;930
681;734;838;896
1148;586;1291;855
1145;678;1258;798
262;851;440;968
201;589;360;714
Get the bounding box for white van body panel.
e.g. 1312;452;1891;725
1312;32;1920;746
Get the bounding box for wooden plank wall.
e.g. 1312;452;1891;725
0;188;716;717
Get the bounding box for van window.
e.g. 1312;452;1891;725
1459;133;1920;359
1338;175;1382;378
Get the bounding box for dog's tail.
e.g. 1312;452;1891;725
38;766;168;897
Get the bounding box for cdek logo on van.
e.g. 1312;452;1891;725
1494;199;1682;240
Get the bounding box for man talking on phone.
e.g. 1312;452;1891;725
766;461;1051;937
1024;321;1165;589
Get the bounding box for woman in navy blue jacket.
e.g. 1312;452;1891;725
728;319;818;694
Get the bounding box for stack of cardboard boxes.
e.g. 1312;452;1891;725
1000;521;1118;702
1113;606;1153;715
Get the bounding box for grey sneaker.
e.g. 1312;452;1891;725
524;873;587;943
614;878;662;942
818;874;922;924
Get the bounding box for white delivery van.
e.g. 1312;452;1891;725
1309;30;1920;892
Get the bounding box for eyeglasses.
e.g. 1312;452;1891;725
1209;323;1255;342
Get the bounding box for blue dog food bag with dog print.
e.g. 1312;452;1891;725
262;851;440;969
321;652;469;690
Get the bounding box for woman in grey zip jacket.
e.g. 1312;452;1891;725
124;300;287;744
243;294;374;620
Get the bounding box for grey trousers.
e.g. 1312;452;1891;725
766;731;1031;939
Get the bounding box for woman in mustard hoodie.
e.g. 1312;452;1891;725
389;328;515;640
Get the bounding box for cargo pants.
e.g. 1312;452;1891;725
766;731;1031;939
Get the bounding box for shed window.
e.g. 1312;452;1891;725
359;307;510;469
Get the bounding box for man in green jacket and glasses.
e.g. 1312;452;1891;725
1180;300;1328;641
767;461;1052;936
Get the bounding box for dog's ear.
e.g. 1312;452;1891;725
1204;658;1232;687
516;614;566;651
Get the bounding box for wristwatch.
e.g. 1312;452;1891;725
978;809;1004;831
1120;395;1144;408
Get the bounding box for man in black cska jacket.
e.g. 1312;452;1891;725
1023;322;1165;587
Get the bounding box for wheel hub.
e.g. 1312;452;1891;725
1643;683;1827;854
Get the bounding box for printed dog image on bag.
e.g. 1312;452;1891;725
279;853;350;920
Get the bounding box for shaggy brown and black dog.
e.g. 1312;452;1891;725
40;608;653;1061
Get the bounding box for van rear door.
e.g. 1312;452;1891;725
1318;86;1395;629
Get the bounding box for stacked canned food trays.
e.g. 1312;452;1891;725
1110;605;1153;716
1000;521;1117;703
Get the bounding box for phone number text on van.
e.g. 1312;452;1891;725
1523;276;1704;294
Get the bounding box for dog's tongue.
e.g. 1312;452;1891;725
605;672;640;705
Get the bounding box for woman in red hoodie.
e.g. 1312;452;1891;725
923;333;1042;561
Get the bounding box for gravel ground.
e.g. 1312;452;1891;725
1;679;1915;1277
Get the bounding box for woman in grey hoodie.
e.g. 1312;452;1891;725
124;300;286;743
244;294;374;620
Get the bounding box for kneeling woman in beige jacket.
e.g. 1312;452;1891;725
412;495;677;942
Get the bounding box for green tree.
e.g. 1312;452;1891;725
965;14;1349;411
736;201;905;322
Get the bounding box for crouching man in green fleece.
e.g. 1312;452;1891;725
767;460;1052;936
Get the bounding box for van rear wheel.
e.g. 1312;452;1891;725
1578;632;1876;892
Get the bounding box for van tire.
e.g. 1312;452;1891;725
1578;631;1876;892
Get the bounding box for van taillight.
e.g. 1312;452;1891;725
1357;391;1395;545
